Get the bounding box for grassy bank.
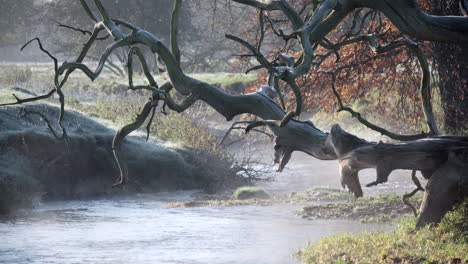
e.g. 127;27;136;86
0;103;253;215
0;67;257;148
296;199;468;264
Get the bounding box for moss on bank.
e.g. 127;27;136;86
296;199;468;264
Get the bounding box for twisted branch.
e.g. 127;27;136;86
5;0;467;195
112;97;159;185
20;110;67;141
402;170;425;216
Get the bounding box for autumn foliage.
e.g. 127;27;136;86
229;0;465;135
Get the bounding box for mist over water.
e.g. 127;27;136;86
261;151;420;196
0;156;412;264
0;195;391;264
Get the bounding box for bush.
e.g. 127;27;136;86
233;186;270;200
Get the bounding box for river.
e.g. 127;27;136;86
1;155;415;264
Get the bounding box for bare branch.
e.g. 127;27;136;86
327;72;429;141
112;98;159;185
126;46;158;91
20;110;67;141
58;37;134;81
0;90;56;107
373;38;439;135
402;170;425;216
164;93;199;113
93;0;126;40
145;107;157;141
232;0;304;30
226;34;276;73
79;0;100;23
58;23;109;40
218;121;274;146
21;38;58;71
171;0;182;64
58;23;92;35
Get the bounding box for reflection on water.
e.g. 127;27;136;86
0;193;391;264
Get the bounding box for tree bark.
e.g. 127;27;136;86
430;0;468;134
417;149;468;227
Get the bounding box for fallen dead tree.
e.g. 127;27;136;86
2;0;467;226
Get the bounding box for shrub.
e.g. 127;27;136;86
233;186;270;200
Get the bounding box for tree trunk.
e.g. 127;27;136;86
430;0;468;134
417;149;468;227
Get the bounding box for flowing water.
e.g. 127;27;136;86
1;155;415;264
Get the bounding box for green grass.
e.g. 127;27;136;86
296;199;468;264
232;186;270;200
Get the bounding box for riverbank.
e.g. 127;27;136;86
166;186;352;208
0;103;249;215
166;186;423;223
296;199;468;264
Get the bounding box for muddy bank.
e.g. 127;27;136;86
0;104;246;214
